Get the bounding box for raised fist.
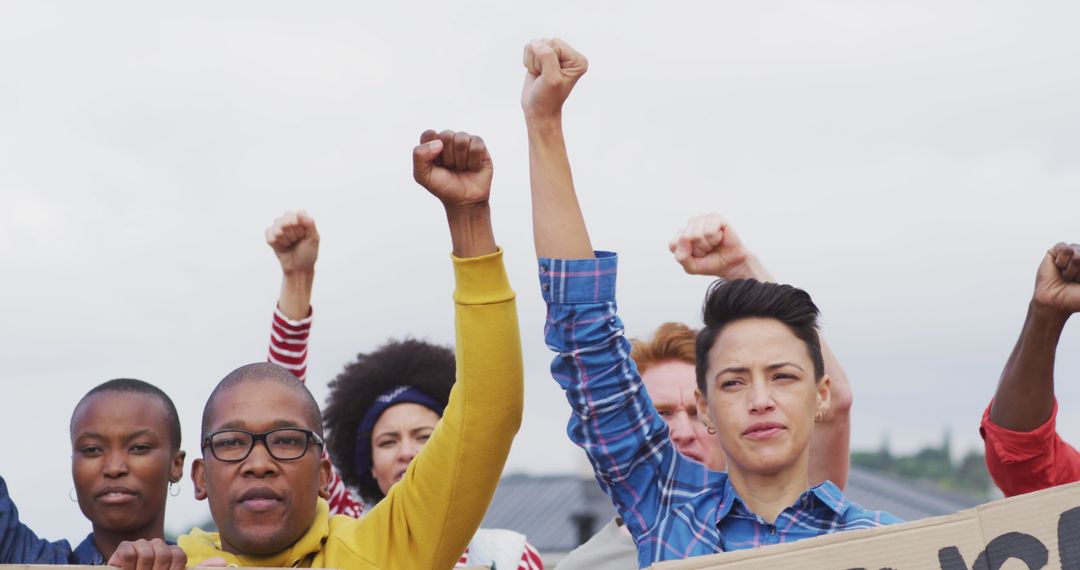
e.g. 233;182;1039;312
1034;242;1080;315
107;538;187;570
521;38;588;120
265;211;319;275
412;129;493;210
668;213;756;280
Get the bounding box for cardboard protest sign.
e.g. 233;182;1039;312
650;480;1080;569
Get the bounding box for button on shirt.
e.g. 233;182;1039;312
538;252;901;568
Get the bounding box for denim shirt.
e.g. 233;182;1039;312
538;252;901;567
2;475;123;565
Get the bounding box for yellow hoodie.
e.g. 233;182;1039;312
179;250;523;569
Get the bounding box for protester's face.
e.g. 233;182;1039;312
70;392;184;537
641;360;726;470
696;318;829;478
192;380;330;555
370;403;441;495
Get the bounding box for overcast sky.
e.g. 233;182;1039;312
2;0;1078;540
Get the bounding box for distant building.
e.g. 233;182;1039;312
481;467;988;564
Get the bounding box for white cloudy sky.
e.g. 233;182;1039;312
2;0;1078;540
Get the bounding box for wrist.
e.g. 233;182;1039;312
719;255;775;282
525;113;564;135
281;267;316;280
1029;299;1071;330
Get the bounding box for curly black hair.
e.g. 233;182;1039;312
323;338;455;502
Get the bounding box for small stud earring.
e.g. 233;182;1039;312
706;425;716;435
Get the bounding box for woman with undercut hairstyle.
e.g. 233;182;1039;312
1;379;186;566
261;211;543;570
522;37;899;567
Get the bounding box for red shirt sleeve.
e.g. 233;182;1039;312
981;399;1080;497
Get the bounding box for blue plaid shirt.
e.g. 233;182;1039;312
539;252;901;567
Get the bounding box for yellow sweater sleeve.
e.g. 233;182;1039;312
359;248;524;569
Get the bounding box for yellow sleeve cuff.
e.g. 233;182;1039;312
452;247;515;305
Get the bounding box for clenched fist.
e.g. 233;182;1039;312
669;213;763;281
107;538;188;570
521;38;588;120
1034;242;1080;316
266;211;319;276
412;130;493;210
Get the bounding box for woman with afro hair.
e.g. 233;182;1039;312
263;210;543;570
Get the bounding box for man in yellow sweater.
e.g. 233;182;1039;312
107;129;523;570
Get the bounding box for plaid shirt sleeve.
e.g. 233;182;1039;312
539;252;707;544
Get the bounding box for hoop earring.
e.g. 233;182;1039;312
69;487;78;502
706;425;716;435
169;482;181;497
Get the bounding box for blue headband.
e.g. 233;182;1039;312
354;385;445;490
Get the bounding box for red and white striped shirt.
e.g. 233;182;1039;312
268;307;542;569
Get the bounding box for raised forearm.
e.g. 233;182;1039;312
809;338;851;488
445;204;496;259
989;303;1069;431
277;269;314;321
726;253;775;282
526;118;594;260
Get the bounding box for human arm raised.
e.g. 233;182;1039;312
264;212;364;518
522;38;593;260
982;243;1080;496
670;213;852;489
412;129;497;258
265;212;317;381
525;41;717;565
360;129;521;569
989;243;1080;431
267;211;319;322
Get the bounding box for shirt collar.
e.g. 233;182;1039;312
808;480;849;515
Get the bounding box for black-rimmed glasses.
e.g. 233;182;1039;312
201;428;323;462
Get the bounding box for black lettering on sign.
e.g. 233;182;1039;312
938;533;1048;570
938;546;968;570
974;532;1048;569
1059;507;1080;570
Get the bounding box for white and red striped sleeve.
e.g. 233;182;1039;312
268;306;313;382
268;305;365;518
520;542;544;570
455;542;544;569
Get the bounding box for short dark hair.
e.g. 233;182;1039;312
695;279;825;392
201;362;323;441
73;379;182;451
323;338;455;502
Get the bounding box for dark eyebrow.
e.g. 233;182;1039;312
713;362;804;381
125;429;156;442
714;366;750;379
216;419;305;432
76;431;105;441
